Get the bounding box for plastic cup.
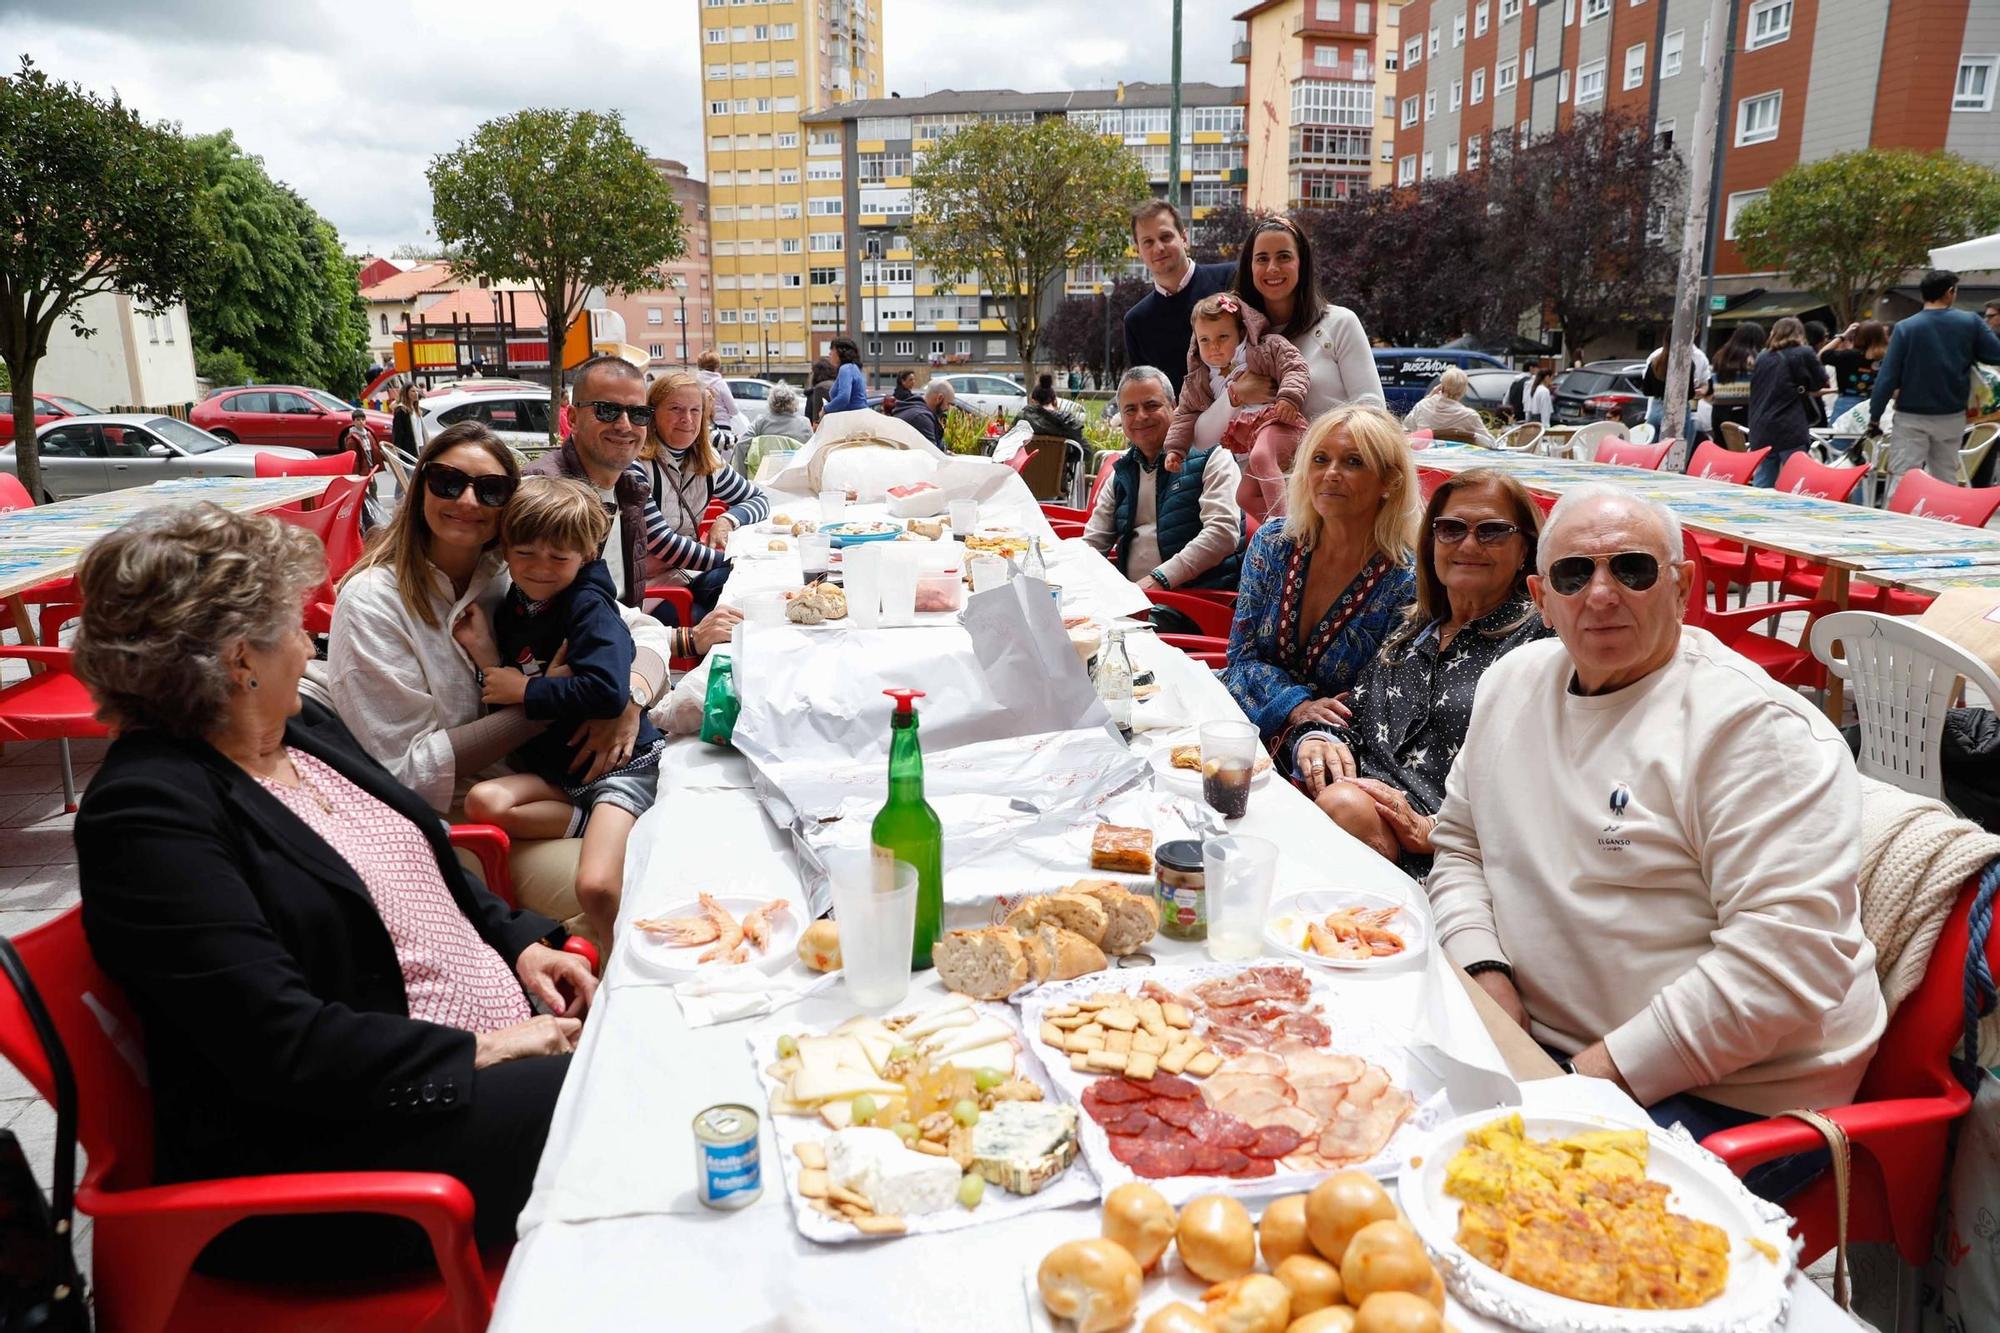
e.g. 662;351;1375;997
819;489;847;526
968;554;1009;593
827;851;918;1010
742;590;788;626
877;545;918;625
798;531;833;578
949;499;979;533
1198;720;1260;821
1203;834;1279;963
844;543;882;627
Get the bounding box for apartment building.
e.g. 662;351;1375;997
1389;0;2000;311
596;160;714;373
1236;0;1406;209
700;0;884;381
799;83;1248;388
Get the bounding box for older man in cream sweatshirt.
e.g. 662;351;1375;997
1427;484;1885;1178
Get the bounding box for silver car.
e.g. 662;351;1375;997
7;415;316;500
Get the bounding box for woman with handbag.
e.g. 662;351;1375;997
1748;317;1830;487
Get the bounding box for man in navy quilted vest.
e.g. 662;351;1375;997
1082;367;1246;592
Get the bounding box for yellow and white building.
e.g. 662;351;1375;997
1236;0;1405;208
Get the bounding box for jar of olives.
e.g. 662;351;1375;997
1154;839;1207;941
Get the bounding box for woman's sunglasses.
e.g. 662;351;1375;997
579;400;656;426
1432;518;1521;547
1545;552;1662;596
423;463;516;508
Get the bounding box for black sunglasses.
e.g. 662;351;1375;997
578;399;655;426
424;462;516;508
1546;552;1663;596
1432;518;1521;547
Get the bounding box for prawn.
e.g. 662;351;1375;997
1310;907;1405;959
696;893;747;964
740;899;790;954
633;911;721;946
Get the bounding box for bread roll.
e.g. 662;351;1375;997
1177;1195;1256;1283
1076;880;1159;956
1037;1238;1143;1333
1259;1194;1312;1267
1350;1292;1439;1333
933;928;1028;1000
1005;891;1109;944
1305;1172;1396;1266
1285;1309;1357;1333
796;920;840;972
1040;924;1108;981
1102;1181;1177;1272
1201;1274;1293;1333
1274;1255;1343;1316
1143;1303;1218;1333
1338;1222;1432;1307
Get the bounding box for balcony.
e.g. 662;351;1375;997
1232;38;1251;62
1295;60;1375;84
1294;9;1371;37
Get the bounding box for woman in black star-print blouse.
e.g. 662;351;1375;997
1287;467;1552;877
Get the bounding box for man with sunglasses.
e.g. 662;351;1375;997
526;356;659;608
1425;485;1884;1198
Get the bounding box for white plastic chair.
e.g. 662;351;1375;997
1959;421;1998;486
1566;420;1629;461
1809;610;2000;803
1493;422;1545;453
1626;421;1656;446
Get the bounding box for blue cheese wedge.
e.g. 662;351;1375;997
823;1126;962;1217
970;1101;1078;1196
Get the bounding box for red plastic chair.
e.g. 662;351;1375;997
274;476;373;635
1681;532;1835;689
1783;471;2000;616
640;585;698;670
0;474;81;617
1145;587;1236;638
1042;449;1123;525
254;452;356;480
1004;447;1035;475
1703;454;1868;610
1704;863;2000;1269
1593;438;1674;470
1685;441;1769;485
0;644;108;812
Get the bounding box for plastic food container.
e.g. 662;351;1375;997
914;569;965;614
1154;838;1207;941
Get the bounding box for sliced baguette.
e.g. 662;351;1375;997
1073;881;1159;956
1038;923;1108;982
1003;891;1108;945
934;928;1029;1001
1022;930;1052;986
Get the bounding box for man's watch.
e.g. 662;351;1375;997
1149;569;1171;589
629;680;651;709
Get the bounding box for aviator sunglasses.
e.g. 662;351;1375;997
1431;518;1521;546
1545;552;1663;596
423;462;517;508
578;400;656;427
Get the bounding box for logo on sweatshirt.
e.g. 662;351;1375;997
1598;781;1634;847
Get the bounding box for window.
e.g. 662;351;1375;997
1293;79;1376;126
1624;43;1646;89
774;22;795;37
1736;90;1781;145
1466;134;1483;169
1655;119;1676;150
1501;0;1520;16
857;115;913;139
778;168;798;184
705;27;725;42
778;203;800;219
1453;15;1465;45
751;24;766;38
1401;95;1420;127
1445;142;1459;175
1450;79;1462;111
1425;90;1437;120
775;60;795;76
1583;0;1609;20
1475;2;1489;35
1724;189;1766;240
646;307;664;325
807;197;843;214
777;131;798;148
710;134;730;151
1523;45;1534;77
378;312;389;334
1956;57;1999;111
1747;0;1791;49
810;267;842;285
1563;0;1573;24
1405;36;1422;67
729;26;745;39
709;100;729;115
1383;93;1396;116
781;274;803;288
956;339;971;355
647;343;664;360
775;96;798;112
1558;69;1570;103
807;160;842;179
894;339;914;356
706;62;727;79
1421;150;1435;178
1428;26;1440;55
1576;58;1605;105
1497;59;1517;91
1661;29;1684;77
1471;69;1486;103
1398;154;1417;185
1385;52;1398;71
986;338;1006;357
809;233;844;251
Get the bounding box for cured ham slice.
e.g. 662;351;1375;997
1238;1104;1321;1135
1191;966;1313;1009
1284;1052;1366;1086
1210;1051;1287;1077
1314;1082;1415;1165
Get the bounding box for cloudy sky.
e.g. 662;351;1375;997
3;0;1241;255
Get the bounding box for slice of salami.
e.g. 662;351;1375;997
1104;1110;1155;1136
1106;1132;1146;1165
1130;1139;1196;1179
1230;1154;1278;1178
1190;1143;1250;1175
1149;1097;1200;1128
1095;1079;1153;1104
1143;1074;1201;1100
1245;1124;1305;1158
1140;1116;1185;1143
1189;1108;1260;1149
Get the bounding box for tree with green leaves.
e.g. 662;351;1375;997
184;132;370;397
429;109;685;443
0;58;214;497
1732;149;2000;327
911;117;1149;384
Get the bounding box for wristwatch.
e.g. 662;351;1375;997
629;680;652;709
1149;569;1171;589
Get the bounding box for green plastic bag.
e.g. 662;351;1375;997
699;653;740;747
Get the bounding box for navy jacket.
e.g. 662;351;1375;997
1107;446;1243;589
884;395;942;444
1122;262;1237;394
1871;307;2000;420
497;558;662;783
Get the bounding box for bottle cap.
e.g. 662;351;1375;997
883;688;926;715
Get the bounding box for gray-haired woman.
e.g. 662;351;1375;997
73;502;593;1277
751;382;813;444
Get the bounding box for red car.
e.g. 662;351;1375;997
190;385;392;456
0;391;99;441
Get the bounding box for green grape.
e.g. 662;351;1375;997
957;1172;986;1208
775;1034;799;1059
951;1098;980;1128
891;1121;918;1144
889;1043;917;1061
972;1067;1005;1091
851;1093;878;1124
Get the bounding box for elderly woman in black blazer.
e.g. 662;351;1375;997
71;502;596;1276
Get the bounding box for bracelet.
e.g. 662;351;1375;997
1150;569;1171;589
1464;959;1514;981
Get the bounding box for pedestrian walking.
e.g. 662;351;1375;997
1870;269;2000;486
1748;318;1829;486
1706;323;1761;440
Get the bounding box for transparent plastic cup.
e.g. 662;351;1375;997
968;554;1009;593
797;531;833;578
1199;720;1260;821
1203;834;1279;962
877;545;918;624
949;499;979;533
844;542;882;627
819;489;847;527
742;590;788;626
827;851;918;1010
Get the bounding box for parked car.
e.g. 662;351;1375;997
1372;349;1510;415
1552;360;1649;427
420;383;557;460
190;385;392;454
939;373;1028;417
4;415;315;500
0;392;98;441
723;377;778;409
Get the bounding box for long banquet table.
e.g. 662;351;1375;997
490;473;1862;1332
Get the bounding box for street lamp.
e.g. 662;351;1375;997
667;274;687;366
750;295;763;377
1097;282;1111;391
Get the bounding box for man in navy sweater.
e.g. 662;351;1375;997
1121;200;1236;396
1870;269;2000;486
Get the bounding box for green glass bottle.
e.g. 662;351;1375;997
872;688;943;970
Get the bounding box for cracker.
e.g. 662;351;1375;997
1104;1029;1133;1054
1131;1032;1168;1056
1097;1007;1139;1032
799;1167;829;1199
1186;1049;1221;1077
829;1184;873;1211
1075;1023;1106;1042
1125;1052;1159;1081
1049;1012;1088;1030
1158;1042;1196;1075
1040;1021;1065;1048
1163;1003;1192;1029
853;1214;909;1235
1086;1049;1130;1073
1070;1052;1092;1073
1066;1030;1105;1053
794;1141;827;1170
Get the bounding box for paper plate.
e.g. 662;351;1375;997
624;894;801;982
1147;744;1274;799
1264;887;1428;970
1397;1110;1798;1333
820;520;904;547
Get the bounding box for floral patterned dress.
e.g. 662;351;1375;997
1220;523;1416;741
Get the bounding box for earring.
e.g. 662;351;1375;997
247;677;259;691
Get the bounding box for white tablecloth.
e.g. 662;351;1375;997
492;539;1860;1332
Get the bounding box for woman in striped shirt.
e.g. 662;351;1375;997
639;371;771;638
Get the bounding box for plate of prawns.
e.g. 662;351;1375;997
627;891;800;979
1262;888;1428;971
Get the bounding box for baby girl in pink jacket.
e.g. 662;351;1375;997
1163;292;1312;521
